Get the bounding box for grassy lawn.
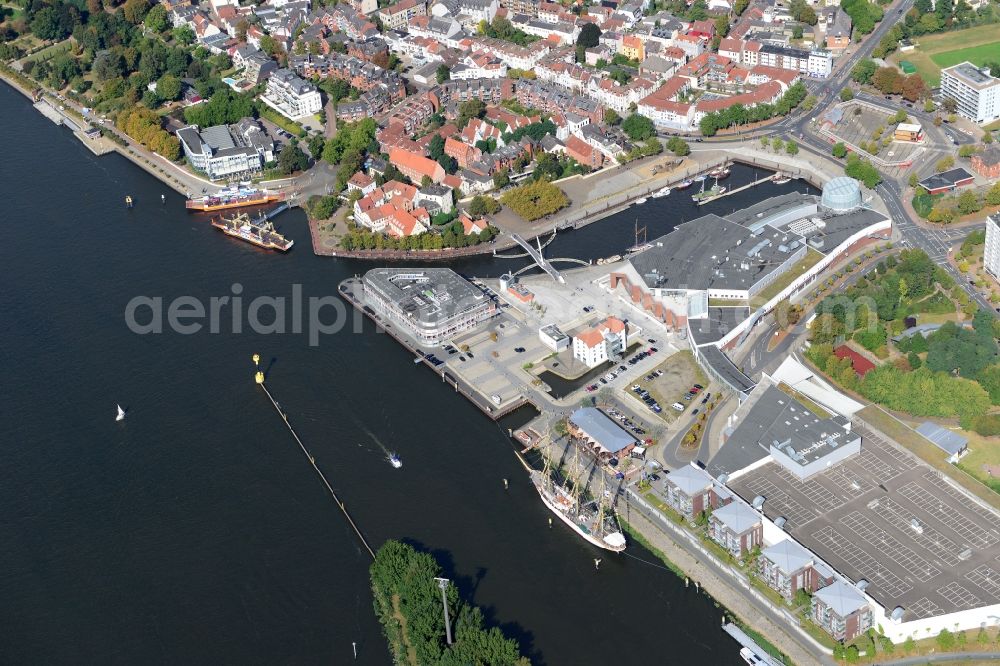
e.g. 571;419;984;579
930;42;1000;70
911;191;941;218
777;383;831;418
23;38;73;64
258;105;307;138
708;298;749;307
618;519;686;577
858;406;1000;511
750;248;824;309
642;490;686;524
891;24;1000;87
956;429;1000;493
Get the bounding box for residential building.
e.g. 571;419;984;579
262;69;322;120
825;8;851;49
971;146;1000;179
811;580;873;642
389;148;447;183
415;184;454;214
708;500;762;557
985;214;1000;282
571;316;632;367
941;62;1000;124
378;0;426;30
663;463;729;522
361;268;496;345
758;540;834;601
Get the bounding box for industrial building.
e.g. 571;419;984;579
361;268;496;345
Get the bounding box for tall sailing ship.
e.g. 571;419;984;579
211;213;294;251
530;445;626;552
186;185;286;212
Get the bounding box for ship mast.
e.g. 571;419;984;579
595;474;607;536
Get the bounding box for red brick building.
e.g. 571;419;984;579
971;146;1000;179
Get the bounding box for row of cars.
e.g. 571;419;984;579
631;384;663;413
671;385;710;414
604;407;651;441
628;346;659;366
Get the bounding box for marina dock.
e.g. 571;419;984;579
722;622;784;665
696;174;778;206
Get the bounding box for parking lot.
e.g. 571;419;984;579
823;102;925;176
728;423;1000;619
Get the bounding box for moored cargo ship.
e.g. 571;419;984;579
211;213;294;251
186;185;286;212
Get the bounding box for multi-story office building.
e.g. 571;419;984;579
361;268;495;345
941;62;1000;124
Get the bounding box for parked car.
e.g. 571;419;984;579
672;402;685;411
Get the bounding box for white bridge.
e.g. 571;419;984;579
496;232;589;283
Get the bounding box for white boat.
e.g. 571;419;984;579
694;174;707;181
772;173;792;184
740;647;764;664
116;404;125;422
389;453;402;468
634;197;648;205
652;186;672;198
531;470;626;551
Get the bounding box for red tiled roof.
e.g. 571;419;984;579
834;346;876;376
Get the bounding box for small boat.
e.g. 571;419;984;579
389;453;402;468
675;179;693;190
116;404;126;422
652;186;671;198
772;173;792;185
694;174;707;182
413;356;424;364
709;166;731;179
634;197;648;205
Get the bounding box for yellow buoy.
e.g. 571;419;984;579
255;371;265;384
252;353;260;366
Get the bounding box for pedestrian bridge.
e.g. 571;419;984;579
509;233;565;283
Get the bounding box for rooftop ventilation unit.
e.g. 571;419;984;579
890;607;905;623
752;496;765;510
857;580;870;592
774;516;787;530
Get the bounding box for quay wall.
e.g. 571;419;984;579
338;277;531;421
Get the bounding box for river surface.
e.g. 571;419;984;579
0;83;813;665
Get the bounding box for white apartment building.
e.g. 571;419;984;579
986;214;1000;282
262;68;322;120
572;316;633;368
941;61;1000;124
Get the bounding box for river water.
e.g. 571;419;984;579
0;83;812;665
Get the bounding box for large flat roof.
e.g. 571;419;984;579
363;268;488;327
944;62;1000;90
688;306;750;346
629;215;805;293
727;422;1000;620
